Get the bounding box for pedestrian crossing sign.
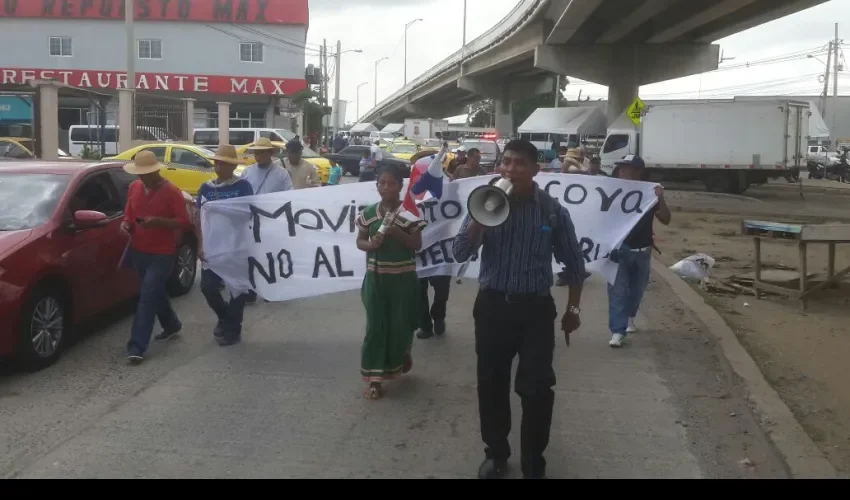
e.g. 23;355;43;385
626;96;645;126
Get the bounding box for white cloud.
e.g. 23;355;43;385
306;0;849;124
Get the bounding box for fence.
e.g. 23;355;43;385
133;92;188;142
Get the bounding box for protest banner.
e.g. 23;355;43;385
200;173;658;301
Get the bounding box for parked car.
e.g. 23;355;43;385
235;141;331;185
385;141;420;161
103;143;244;195
327;145;411;177
0;137;75;160
0;161;198;370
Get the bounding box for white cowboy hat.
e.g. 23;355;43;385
123;150;164;175
246;137;278;151
211;144;244;165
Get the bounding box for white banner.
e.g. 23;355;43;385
200;173;658;301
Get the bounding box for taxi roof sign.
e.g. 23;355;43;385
626;96;645;126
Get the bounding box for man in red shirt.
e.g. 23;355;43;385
120;150;192;364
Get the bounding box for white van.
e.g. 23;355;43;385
193;128;296;148
68;125;172;157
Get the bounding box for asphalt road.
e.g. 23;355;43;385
0;266;789;478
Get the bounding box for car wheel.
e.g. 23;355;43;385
17;287;67;370
167;239;197;297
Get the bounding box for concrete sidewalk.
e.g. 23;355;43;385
12;273;790;479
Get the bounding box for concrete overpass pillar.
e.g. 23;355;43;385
607;81;639;127
494;98;513;138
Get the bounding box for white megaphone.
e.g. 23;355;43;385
467;177;514;227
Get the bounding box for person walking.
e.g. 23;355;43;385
120;151;192;364
607;155;671;347
282;139;322;189
356;165;426;400
240;137;293;304
452;139;586;479
195;145;254;346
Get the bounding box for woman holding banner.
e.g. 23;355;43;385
356;165;426;400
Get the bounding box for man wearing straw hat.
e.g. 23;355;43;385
120;150;192;364
195;145;254;346
240;137;293;303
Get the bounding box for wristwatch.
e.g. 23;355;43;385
567;305;580;315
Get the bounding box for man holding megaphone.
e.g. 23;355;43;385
452;139;586;480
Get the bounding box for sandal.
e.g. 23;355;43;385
364;384;383;400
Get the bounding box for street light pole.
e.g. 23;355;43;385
374;57;388;109
356;82;368;122
333;41;342;137
404;18;423;86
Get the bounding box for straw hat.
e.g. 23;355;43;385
123;150;164;175
246;137;278;151
211;144;243;165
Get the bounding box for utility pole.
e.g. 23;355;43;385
833;23;840;97
321;39;328;145
404;19;423;86
554;75;560;107
822;41;832;117
333;40;341;137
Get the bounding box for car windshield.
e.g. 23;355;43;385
302;146;319;158
463;141;498;154
195;147;217;157
392;144;418;154
0;173;71;230
274;129;297;142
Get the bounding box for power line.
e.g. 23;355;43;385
231;25;321;53
204;24;313;57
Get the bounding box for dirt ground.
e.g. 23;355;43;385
653;194;850;476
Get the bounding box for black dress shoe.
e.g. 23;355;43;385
477;458;508;479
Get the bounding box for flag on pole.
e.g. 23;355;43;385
402;145;448;216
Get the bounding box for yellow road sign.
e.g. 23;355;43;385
626;96;645;126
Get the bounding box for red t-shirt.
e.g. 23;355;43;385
123;179;191;255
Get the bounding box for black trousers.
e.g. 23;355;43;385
473;287;557;479
419;276;451;331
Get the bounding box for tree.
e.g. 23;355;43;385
290;88;330;139
467;99;494;128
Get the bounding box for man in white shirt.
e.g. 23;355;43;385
240;137;293;304
370;140;383;164
282;139;321;189
241;137;294;194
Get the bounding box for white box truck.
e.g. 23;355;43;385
600;100;809;194
403;118;449;143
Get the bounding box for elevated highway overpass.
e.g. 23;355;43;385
359;0;830;135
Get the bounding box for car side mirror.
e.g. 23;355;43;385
73;210;108;229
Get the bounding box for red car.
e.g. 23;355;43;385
0;161;198;370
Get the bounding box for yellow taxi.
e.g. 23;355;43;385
102;143;241;195
235;141;330;185
0;137;74;159
385;141;420;161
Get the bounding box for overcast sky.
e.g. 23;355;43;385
304;0;848;124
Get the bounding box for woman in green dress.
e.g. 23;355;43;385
356;165;426;400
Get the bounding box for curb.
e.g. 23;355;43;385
651;258;838;479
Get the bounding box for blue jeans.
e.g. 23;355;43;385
607;246;652;335
128;249;181;355
200;269;247;340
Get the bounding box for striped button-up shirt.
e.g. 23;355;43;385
452;186;586;293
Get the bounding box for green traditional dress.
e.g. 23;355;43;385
357;203;427;383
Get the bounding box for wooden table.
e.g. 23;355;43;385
743;220;850;313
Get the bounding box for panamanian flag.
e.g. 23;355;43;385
402;145;449;217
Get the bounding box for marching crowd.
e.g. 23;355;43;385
115;135;669;479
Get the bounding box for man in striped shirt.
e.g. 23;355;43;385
452;139;586;480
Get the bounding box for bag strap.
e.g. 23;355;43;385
537;188;565;261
